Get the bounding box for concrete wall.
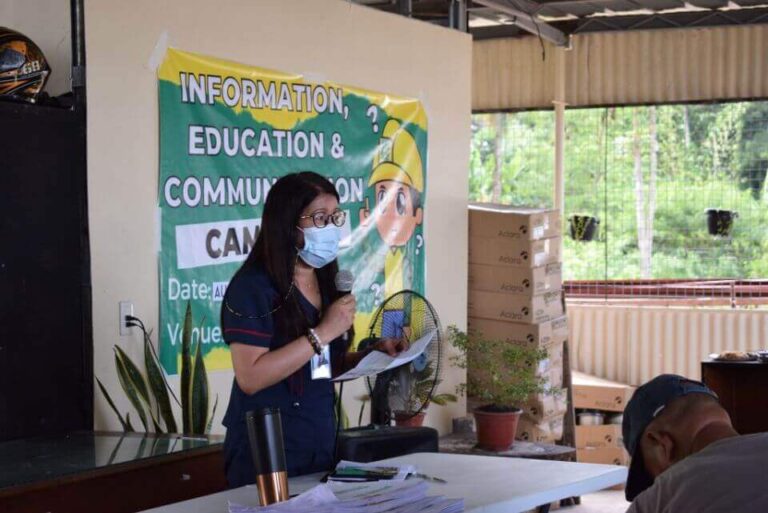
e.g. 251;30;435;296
86;0;471;435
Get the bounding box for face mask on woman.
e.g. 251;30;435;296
297;225;342;268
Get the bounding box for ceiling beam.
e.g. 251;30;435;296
471;4;768;38
364;0;452;15
450;0;470;30
472;0;571;45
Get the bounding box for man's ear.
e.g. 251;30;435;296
415;207;423;225
644;429;676;476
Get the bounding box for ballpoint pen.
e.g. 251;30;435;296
411;472;447;484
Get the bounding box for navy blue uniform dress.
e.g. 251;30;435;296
221;263;345;487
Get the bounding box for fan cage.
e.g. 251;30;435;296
364;290;443;424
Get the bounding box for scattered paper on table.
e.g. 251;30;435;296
332;329;437;382
329;460;416;482
228;477;463;513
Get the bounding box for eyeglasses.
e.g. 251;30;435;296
299;209;347;228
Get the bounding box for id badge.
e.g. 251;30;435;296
311;344;332;380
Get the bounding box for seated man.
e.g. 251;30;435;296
623;374;768;512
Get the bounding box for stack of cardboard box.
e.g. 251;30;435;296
467;203;568;444
573;371;635;466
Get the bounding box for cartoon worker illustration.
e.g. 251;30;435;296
360;118;424;304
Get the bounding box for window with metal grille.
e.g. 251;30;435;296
469;103;768;306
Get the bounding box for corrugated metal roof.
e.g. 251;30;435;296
473;24;768;110
357;0;768;31
473;36;558;110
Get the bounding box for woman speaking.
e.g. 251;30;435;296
221;172;404;487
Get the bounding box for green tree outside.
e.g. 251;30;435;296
469;103;768;281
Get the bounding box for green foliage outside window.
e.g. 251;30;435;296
470;103;768;281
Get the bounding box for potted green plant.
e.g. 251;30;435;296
392;360;457;427
450;325;550;451
568;214;600;242
705;208;738;237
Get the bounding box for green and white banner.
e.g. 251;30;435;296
158;49;428;374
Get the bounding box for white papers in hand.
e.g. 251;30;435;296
332;329;437;382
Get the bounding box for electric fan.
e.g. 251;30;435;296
364;290;443;426
335;290;441;463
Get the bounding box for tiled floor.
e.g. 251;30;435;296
564;490;629;513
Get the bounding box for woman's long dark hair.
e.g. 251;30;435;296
245;172;343;344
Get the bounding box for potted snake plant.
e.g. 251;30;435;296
95;302;217;435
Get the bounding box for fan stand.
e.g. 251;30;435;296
334;291;442;464
336;363;438;464
369;368;397;425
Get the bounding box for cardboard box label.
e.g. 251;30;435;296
469;203;561;241
469;263;562;296
516;414;565;443
469;289;564;324
572;373;636;413
547;341;565;367
468;317;568;349
576;425;624;448
539;356;564;389
468;236;561;268
577;447;630;466
523;388;568;423
573;385;634;412
551;316;568;332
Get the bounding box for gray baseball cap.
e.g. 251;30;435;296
622;374;718;501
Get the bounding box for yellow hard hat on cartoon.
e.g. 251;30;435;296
369;119;424;193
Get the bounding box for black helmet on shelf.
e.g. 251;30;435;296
0;27;51;103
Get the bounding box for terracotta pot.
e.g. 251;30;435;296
473;407;522;451
394;411;426;427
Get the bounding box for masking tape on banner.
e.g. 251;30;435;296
418;90;431;125
147;31;170;72
303;72;328;85
155;207;163;253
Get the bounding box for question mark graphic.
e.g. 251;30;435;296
416;234;424;255
370;282;383;307
366;105;379;134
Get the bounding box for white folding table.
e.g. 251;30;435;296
141;452;628;513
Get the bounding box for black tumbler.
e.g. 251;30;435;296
246;407;289;505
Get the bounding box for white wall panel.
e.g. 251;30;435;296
570;304;768;385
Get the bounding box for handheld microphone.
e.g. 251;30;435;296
334;269;354;295
335;270;354;341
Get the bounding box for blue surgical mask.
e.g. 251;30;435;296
297;225;342;268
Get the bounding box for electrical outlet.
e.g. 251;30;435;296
119;301;134;336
